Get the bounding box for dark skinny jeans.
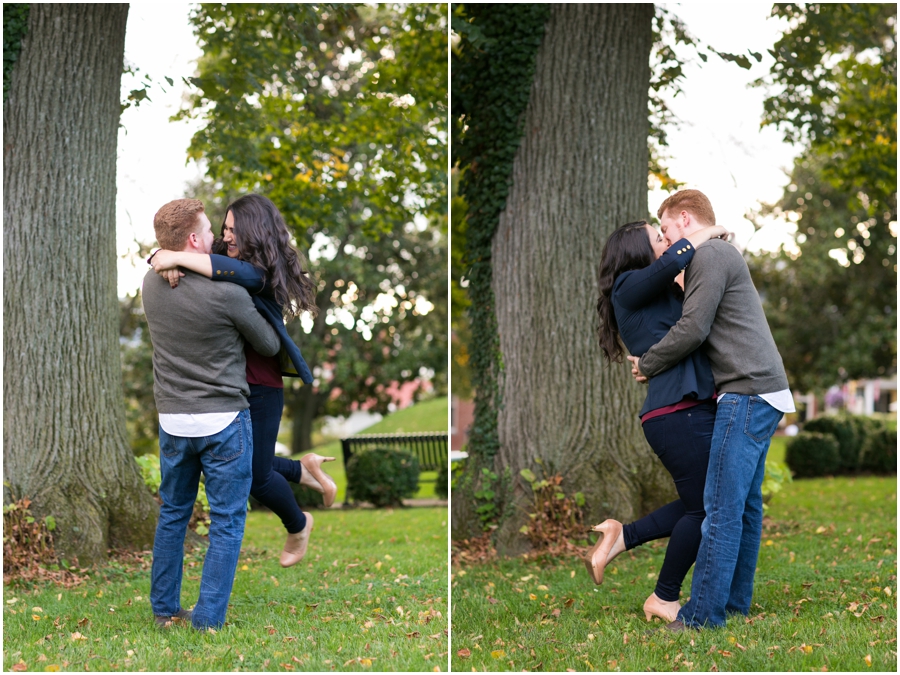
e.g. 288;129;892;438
248;384;306;534
622;401;716;602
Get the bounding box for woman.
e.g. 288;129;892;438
588;220;727;622
149;193;335;568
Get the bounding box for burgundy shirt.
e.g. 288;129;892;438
245;343;283;388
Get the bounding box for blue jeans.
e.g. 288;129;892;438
150;409;253;630
678;394;783;629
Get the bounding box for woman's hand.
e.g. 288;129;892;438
159;268;185;288
150;249;181;272
150;249;186;288
626;355;648;383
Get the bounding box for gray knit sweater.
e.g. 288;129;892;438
638;238;789;395
142;269;280;414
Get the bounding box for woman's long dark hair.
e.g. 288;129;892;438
214;194;318;320
596;221;655;363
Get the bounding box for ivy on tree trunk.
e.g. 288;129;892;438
454;4;678;552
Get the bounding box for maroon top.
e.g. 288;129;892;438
641;394;717;424
245;342;283;388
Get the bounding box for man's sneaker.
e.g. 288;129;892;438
154;608;192;628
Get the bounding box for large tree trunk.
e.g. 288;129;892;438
490;4;677;555
285;384;328;455
3;4;157;566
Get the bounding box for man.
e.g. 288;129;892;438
628;189;794;631
143;198;280;631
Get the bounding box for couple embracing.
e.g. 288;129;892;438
142;195;337;631
586;189;794;631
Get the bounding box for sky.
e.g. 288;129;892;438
649;3;800;252
116;3;204;297
116;3;802;296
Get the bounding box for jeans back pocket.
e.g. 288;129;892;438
743;396;782;443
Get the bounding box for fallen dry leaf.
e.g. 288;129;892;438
457;648;471;659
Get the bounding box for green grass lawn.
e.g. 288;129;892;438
4;507;448;672
280;397;448;502
451;474;896;672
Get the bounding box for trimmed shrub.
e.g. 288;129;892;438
785;431;840;478
803;415;862;472
346;447;420;507
859;426;897;474
290;483;326;509
435;461;448;499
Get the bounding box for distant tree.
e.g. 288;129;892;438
749;152;896;393
749;3;896;392
176;4;448;452
119;288;158;456
758;3;896;224
4;4;157;565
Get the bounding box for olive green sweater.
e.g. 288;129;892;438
638;238;789;395
142;269;280;414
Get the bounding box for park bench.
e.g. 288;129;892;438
340;431;448;504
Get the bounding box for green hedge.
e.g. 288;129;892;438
860;426;897;474
803;414;862;472
787;413;897;478
346;447;420;507
435;461;448;500
785;432;841;478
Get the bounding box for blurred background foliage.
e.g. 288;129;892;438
748;3;896;394
120;3;448;454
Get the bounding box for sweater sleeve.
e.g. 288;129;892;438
614;238;695;310
638;243;728;377
225;287;281;356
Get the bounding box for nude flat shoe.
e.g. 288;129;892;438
280;512;314;568
643;592;680;623
299;453;337;507
582;519;623;585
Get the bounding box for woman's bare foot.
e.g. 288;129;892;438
643;592;680;623
280;512;314;568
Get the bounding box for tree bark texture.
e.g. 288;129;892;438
3;4;158;566
490;4;677;554
286;383;327;456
